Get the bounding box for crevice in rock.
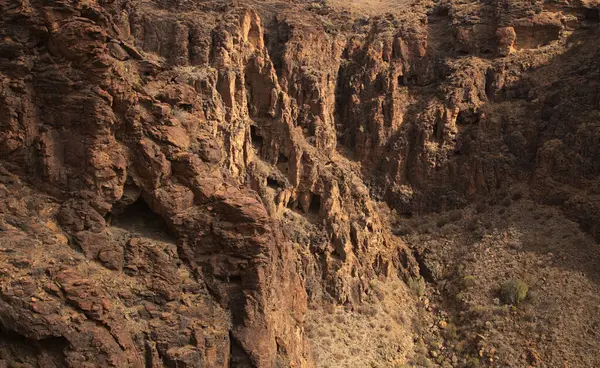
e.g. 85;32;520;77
179;103;193;112
264;19;292;81
143;339;157;368
433;116;444;142
213;273;243;284
111;179;142;216
412;249;434;283
333;56;350;148
397;74;406;87
229;332;253;366
287;198;297;209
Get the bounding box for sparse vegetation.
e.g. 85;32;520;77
462;275;476;288
393;225;414;236
307;279;412;368
407;276;426;297
443;323;458;340
414;353;434;368
500;278;528;305
465;355;480;367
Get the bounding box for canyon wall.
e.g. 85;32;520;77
0;0;599;366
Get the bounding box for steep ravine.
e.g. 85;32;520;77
0;0;599;367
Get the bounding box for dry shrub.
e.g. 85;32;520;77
500;279;528;305
407;276;426;297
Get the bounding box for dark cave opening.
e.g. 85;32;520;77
266;176;284;189
309;194;321;214
287;198;298;209
412;249;434;283
229;332;253;366
250;125;264;148
397;75;406;87
110;195;172;240
584;8;600;22
0;328;68;366
456;109;480;125
179;103;193;112
278;152;289;163
277;152;290;173
436;6;449;17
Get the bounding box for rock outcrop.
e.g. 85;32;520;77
1;0;599;367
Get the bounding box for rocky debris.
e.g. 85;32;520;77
395;198;600;367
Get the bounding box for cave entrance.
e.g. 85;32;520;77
250;125;264;148
287;199;297;209
111;196;173;241
584;8;600;22
397;75;406;87
278;152;289;164
277;152;291;176
0;329;68;367
309;194;321;214
266;176;285;190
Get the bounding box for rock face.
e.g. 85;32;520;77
0;0;599;367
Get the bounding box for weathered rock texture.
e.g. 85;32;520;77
0;0;599;366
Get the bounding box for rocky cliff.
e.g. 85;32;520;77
0;0;599;367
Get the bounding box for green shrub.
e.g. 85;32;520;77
443;323;458;340
393;226;414;236
466;355;480;367
414;354;434;368
463;275;477;288
407;276;426;297
500;278;528;305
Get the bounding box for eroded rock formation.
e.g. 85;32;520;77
0;0;599;366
